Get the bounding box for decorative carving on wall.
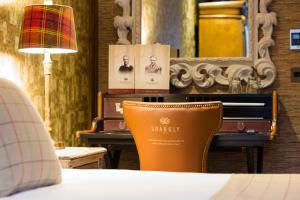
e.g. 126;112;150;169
114;0;133;44
254;0;277;88
170;63;193;88
168;0;277;89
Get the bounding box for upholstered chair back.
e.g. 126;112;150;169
123;101;223;173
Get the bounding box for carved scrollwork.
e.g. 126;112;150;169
256;13;277;59
170;63;193;88
254;58;276;88
225;64;254;83
192;63;225;88
255;0;277;88
114;0;133;44
170;63;254;89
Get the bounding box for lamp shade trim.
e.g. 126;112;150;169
18;4;77;54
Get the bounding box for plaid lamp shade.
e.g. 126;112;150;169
18;4;77;54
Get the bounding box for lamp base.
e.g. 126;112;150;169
54;141;65;149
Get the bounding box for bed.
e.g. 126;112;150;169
2;169;299;200
2;169;229;200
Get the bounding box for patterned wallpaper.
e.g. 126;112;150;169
0;0;92;146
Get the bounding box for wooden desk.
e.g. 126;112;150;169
78;92;278;173
55;147;107;169
82;131;268;173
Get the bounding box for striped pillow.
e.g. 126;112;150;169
0;78;61;197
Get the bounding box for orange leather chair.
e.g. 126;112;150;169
123;101;223;173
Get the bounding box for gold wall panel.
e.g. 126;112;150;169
199;1;246;57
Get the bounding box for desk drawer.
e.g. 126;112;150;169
220;120;272;133
104;120;129;131
104;97;142;118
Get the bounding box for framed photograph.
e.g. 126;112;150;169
108;45;135;94
134;44;170;93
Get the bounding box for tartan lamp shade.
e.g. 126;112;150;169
18;4;77;54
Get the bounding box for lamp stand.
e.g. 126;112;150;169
43;52;52;134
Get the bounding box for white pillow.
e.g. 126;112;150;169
0;78;61;197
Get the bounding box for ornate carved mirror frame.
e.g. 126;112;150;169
114;0;277;89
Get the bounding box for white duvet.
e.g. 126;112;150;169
2;169;230;200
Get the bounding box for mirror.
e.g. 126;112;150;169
139;0;249;58
123;0;276;89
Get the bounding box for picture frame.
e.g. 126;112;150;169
108;45;135;94
134;44;170;93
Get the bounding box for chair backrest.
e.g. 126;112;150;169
123;101;223;173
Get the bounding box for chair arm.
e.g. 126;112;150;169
76;117;103;138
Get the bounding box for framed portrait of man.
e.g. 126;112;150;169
109;45;135;94
134;44;170;93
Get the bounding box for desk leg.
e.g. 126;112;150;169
104;152;112;169
111;150;121;169
257;147;264;173
102;145;121;169
246;147;255;173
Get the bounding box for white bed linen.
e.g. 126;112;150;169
2;169;231;200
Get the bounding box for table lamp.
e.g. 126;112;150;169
18;0;77;135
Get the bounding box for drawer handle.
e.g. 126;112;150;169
115;103;124;114
118;121;126;130
237;121;245;132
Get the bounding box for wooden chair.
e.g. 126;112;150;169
123;101;223;173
